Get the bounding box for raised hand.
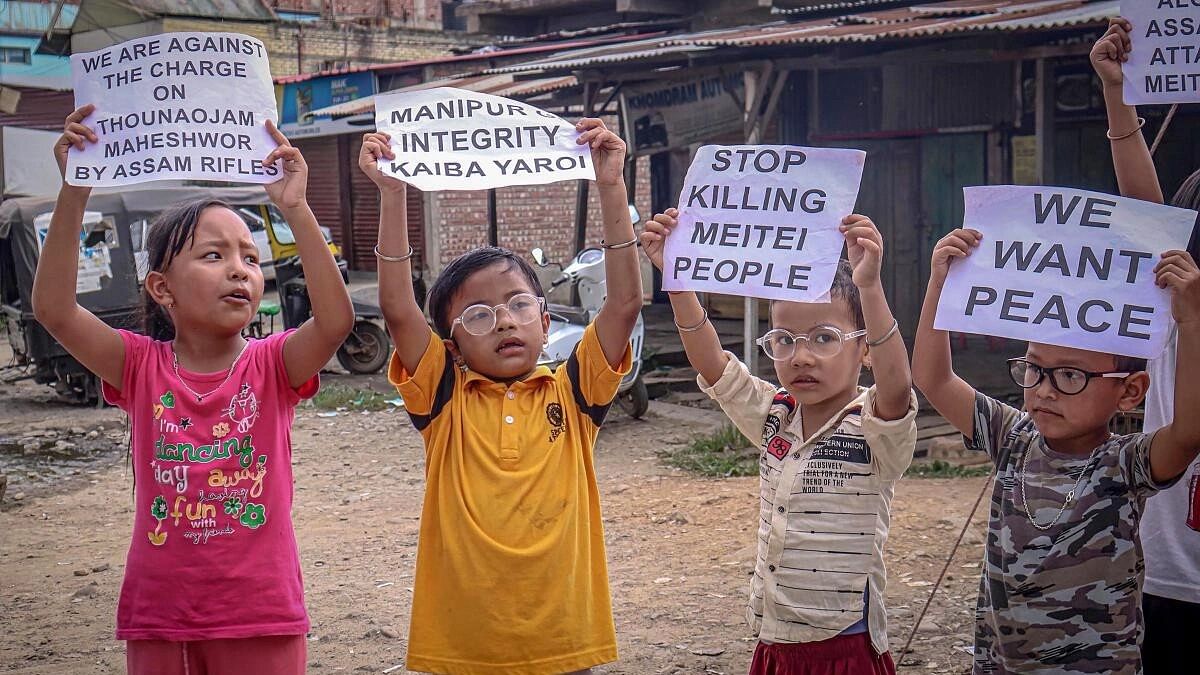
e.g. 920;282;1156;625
55;104;98;179
639;208;677;271
930;228;983;285
358;131;406;193
839;214;884;289
262;120;308;210
1156;250;1200;324
575;118;626;187
1090;17;1132;88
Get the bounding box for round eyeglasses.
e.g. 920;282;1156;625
755;325;867;361
451;293;545;337
1007;358;1131;396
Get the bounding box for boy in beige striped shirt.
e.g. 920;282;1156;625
641;209;916;675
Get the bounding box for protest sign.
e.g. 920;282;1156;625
1122;1;1200;105
935;186;1197;359
67;32;280;187
662;145;866;303
373;87;594;191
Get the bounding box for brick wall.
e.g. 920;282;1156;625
430;154;652;269
271;0;443;30
264;21;463;76
161;18;462;78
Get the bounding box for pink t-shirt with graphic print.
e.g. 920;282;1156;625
103;329;317;641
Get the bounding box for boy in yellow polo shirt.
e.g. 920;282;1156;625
359;118;642;675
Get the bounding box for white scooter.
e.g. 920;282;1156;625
532;206;649;419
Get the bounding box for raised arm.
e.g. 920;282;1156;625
31;105;125;390
575;118;642;367
1149;251;1200;482
639;208;729;386
359;132;428;374
911;228;983;437
1092;17;1165;204
841;215;911;420
264;121;354;387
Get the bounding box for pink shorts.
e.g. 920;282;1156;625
126;635;306;675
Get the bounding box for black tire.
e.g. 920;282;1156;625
615;376;650;419
337;321;391;374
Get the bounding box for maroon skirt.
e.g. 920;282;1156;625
748;633;896;675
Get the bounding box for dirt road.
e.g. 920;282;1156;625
0;371;986;674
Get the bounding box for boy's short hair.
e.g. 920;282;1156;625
1114;354;1147;374
771;259;865;330
426;246;546;339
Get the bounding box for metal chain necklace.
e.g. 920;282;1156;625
171;340;250;403
1017;440;1102;531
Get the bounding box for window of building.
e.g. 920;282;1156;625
0;47;32;64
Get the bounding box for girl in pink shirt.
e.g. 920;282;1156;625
31;105;354;675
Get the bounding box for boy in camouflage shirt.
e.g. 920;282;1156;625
912;228;1200;674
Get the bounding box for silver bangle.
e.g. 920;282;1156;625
601;237;638;250
675;308;709;333
375;244;414;263
867;319;899;347
1107;117;1145;141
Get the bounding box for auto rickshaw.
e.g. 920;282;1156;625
0;186;394;403
252;199;411;374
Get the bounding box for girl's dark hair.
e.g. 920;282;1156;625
426;246;545;338
139;199;233;341
1170;168;1200;261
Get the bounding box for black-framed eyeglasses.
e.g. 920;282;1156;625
451;293;545;336
755;325;867;361
1007;358;1131;396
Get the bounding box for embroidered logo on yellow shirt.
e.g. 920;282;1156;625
547;402;566;442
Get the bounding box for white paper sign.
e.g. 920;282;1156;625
67;32;281;187
935;186;1197;359
1121;1;1200;105
662;145;865;302
374;87;594;191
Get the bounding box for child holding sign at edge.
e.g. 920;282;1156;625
641;208;916;674
33;106;353;674
1092;17;1200;673
360;118;641;674
912;226;1200;671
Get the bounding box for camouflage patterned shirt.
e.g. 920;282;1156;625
966;393;1173;675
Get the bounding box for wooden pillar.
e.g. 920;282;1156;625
1035;58;1055;184
486;188;498;247
574;82;596;254
742;66;767;374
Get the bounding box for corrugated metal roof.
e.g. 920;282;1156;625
305;0;1115;119
672;0;1114;47
116;0;275;21
307;73;579;117
273;31;663;84
73;0;275;28
477;0;1115;74
770;0;912;14
483;42;713;75
1;1;80;34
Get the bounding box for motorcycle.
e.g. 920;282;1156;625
270;253;424;375
237;196;422;376
531;205;649;419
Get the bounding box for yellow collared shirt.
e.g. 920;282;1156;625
390;323;631;675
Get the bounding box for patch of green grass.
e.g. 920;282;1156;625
310;385;395;412
661;423;759;478
905;460;992;479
